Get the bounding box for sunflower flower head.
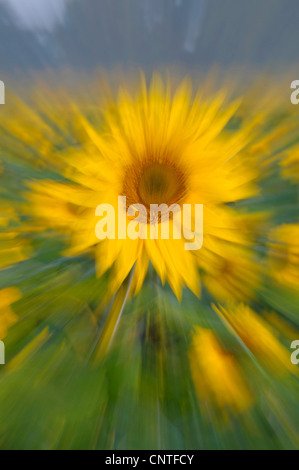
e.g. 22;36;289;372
214;303;297;376
267;223;299;290
280;146;299;182
26;74;259;300
189;327;252;416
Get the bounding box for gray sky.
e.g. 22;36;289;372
0;0;298;71
1;0;70;32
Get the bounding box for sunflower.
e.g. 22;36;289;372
0;173;30;269
280;145;299;182
267;223;299;290
189;327;252;415
214;303;296;376
26;74;259;300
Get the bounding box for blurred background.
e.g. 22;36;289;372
0;0;299;71
0;0;299;451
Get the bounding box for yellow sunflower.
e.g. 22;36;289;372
280;145;299;182
189;327;252;415
26;74;259;299
214;303;297;376
267;223;299;290
0;166;30;269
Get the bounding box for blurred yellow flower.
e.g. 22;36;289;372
199;242;260;301
0;199;30;269
267;223;299;290
26;74;259;299
280;146;299;182
214;303;296;375
197;209;268;300
189;327;252;414
0;287;21;340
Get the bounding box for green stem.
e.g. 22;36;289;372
92;264;136;361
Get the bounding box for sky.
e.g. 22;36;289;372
0;0;70;32
0;0;298;71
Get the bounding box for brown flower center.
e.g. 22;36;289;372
123;160;187;215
